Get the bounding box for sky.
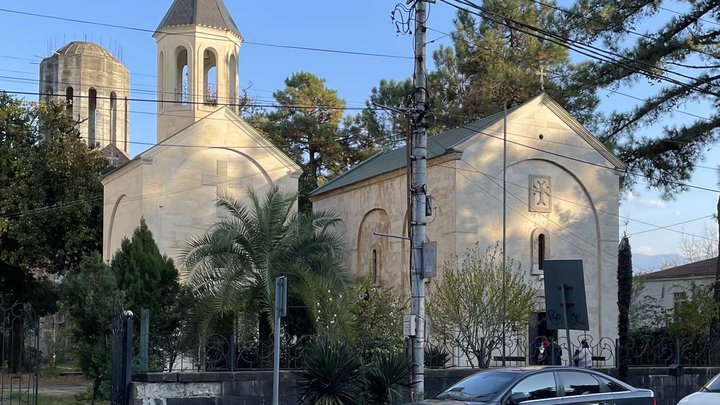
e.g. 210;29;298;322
0;0;717;268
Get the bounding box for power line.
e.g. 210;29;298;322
0;7;412;61
441;0;720;98
448;159;717;241
628;215;716;237
447;113;720;194
4;89;374;112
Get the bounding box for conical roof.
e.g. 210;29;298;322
156;0;241;38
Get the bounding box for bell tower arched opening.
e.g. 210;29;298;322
88;88;97;146
65;87;73;116
228;53;237;110
175;47;189;104
203;49;218;106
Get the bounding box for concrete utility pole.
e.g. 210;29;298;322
410;0;430;398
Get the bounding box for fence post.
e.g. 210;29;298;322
138;309;149;373
615;338;619;368
111;311;134;405
124;317;134;404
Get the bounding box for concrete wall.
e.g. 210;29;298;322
132;367;718;405
639;276;714;311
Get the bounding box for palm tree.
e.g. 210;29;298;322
181;185;349;343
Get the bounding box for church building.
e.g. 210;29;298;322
102;0;301;264
310;94;625;342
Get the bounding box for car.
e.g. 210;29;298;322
678;371;720;404
411;366;656;404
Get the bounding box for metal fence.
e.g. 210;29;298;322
0;296;40;405
429;333;715;369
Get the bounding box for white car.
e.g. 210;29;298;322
678;372;720;404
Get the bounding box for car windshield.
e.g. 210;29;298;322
703;374;720;392
435;371;518;402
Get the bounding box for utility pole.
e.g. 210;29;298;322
409;0;431;398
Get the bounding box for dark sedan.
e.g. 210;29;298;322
413;366;655;404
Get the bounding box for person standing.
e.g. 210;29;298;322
550;339;563;365
576;340;593;368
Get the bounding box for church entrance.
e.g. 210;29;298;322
528;311;558;365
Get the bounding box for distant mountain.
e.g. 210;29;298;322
633;253;687;273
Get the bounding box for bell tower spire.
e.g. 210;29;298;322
153;0;242;143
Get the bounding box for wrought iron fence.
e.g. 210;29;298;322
0;296;40;405
147;333;313;372
429;333;715;369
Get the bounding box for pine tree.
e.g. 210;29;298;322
617;235;633;381
563;0;720;196
256;72;384;211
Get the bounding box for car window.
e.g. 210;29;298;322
561;371;601;396
598;376;630;393
435;371;518;401
510;372;558;402
704;373;720;392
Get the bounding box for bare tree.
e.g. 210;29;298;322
427;244;538;368
678;223;719;262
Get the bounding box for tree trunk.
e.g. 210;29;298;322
617;236;632;382
711;196;720;366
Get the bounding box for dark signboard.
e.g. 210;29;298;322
543;260;589;331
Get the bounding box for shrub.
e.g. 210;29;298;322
424;345;450;369
297;337;363;404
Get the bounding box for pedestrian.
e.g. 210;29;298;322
576;340;593;368
536;337;549;365
550;339;562;365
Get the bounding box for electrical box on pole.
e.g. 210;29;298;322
422;241;437;279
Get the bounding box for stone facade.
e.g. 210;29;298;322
39;41;130;157
311;94;625;342
102;108;301;265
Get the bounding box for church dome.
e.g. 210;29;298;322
156;0;242;39
54;41;119;62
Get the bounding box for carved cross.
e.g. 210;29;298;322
532;179;550;207
202;160;243;218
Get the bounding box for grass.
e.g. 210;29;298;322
37;397;110;405
39;362;81;377
4;394;109;405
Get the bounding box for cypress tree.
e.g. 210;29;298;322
617;235;632;381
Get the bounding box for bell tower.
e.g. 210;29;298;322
154;0;242;143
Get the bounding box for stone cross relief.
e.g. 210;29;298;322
529;175;552;213
202;160;243;218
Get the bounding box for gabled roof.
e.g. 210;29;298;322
310;93;625;197
156;0;242;39
103;107;301;183
642;257;718;281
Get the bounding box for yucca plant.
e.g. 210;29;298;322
424;344;451;369
364;351;411;404
297;337;363;405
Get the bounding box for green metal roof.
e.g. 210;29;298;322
310;111;506;196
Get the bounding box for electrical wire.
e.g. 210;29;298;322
0;7;412;60
441;0;720;98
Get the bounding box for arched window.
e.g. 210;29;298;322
44;86;53;103
175;47;189;104
158;51;164;107
531;228;549;275
538;233;546;270
88;88;97;147
203;49;218;106
65;87;73;116
228;53;237;110
110;92;118;145
371;247;382;286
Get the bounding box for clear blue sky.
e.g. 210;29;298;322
0;0;717;266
